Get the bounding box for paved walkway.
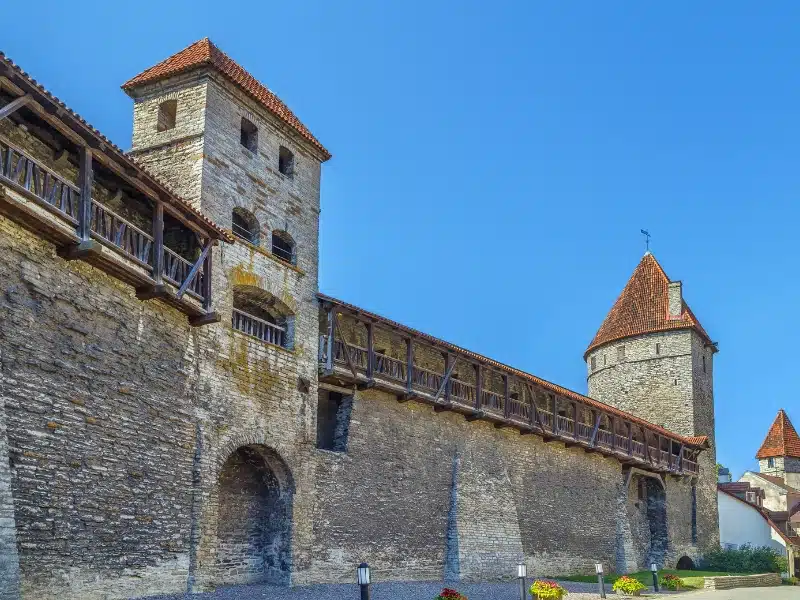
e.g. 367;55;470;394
674;586;798;599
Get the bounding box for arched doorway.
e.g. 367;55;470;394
216;445;294;585
644;478;668;566
676;555;695;570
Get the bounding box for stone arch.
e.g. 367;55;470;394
213;440;295;586
676;555;695;570
271;229;296;265
620;468;668;570
231;206;260;245
231;285;296;349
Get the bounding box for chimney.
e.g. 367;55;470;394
668;281;682;317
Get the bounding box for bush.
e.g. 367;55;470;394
783;576;798;586
434;588;467;600
660;574;683;590
530;579;568;599
611;576;646;595
699;544;787;574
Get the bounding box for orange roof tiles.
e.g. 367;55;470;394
319;293;710;449
122;39;330;161
756;409;800;459
585;253;712;357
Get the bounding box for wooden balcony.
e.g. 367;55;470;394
319;297;704;477
0;56;233;325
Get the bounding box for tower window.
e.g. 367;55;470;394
702;355;706;373
655;343;661;355
271;230;295;264
278;146;294;177
231;207;260;245
157;100;177;132
591;356;597;371
767;457;775;468
603;354;607;366
240;117;258;152
617;345;626;362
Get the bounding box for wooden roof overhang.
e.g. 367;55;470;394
319;294;708;477
0;52;234;325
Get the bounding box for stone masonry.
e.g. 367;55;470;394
0;40;719;599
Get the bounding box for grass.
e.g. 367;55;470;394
554;570;750;590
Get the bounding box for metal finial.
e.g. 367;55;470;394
640;229;651;253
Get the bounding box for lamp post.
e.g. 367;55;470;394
517;563;527;600
357;562;371;600
650;563;660;592
595;563;606;599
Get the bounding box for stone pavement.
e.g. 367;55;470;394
673;586;798;599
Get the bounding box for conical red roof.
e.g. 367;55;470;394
756;409;800;460
586;253;711;356
122;38;330;160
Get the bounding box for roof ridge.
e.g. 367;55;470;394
756;409;800;459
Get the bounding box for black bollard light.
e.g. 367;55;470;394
595;563;606;599
650;563;660;592
517;563;527;600
357;562;371;600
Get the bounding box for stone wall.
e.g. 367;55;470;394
703;572;781;589
0;388;20;600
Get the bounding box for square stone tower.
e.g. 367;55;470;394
585;252;719;558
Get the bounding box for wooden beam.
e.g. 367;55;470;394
474;363;483;410
433;354;457;403
503;375;511;420
333;312;359;379
465;410;485;422
325;304;335;372
0;94;32;121
152;200;164;284
573;402;579;440
550;394;557;434
77;146;92;241
176;239;211;298
365;321;374;382
201;244;212;312
589;412;602;446
627;421;634;456
405;337;413;394
610;416;617;451
678;443;684;472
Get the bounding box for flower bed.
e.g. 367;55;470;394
611;575;646;596
530;579;568;599
434;588;468;600
660;573;683;590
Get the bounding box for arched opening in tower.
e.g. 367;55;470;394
216;445;293;585
645;479;668;567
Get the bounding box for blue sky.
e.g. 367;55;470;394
5;1;799;478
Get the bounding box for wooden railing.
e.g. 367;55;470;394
232;308;285;347
0;138;207;303
319;330;702;475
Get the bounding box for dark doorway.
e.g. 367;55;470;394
676;555;695;570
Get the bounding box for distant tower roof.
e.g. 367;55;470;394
756;409;800;460
122;38;330;160
585;253;712;357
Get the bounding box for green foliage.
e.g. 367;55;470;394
660;573;683;590
611;576;646;595
782;576;798;586
529;579;568;599
699;544;787;574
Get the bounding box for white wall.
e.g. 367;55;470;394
718;491;787;556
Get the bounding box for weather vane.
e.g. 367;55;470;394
640;229;651;253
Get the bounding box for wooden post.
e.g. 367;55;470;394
202;247;212;312
503;374;510;419
365;322;374;381
326;305;335;372
627;422;633;456
405;338;413;394
152;200;164;284
77;146;93;241
551;394;557;434
0;94;32;122
610;416;616;451
573;402;579;439
443;353;452;404
176;240;212;298
475;363;483;410
657;434;663;465
527;386;535;428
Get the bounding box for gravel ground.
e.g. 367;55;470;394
140;579;675;600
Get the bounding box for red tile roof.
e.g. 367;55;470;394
122;39;330;161
585;253;712;357
320;293;710;449
756;409;800;459
0;52;234;243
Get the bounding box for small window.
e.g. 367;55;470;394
603;354;607;366
231;207;259;244
240;117;258;152
617;345;626;362
767;457;775;468
591;356;597;371
271;230;295;264
702;355;706;373
157;99;177;132
317;390;351;452
655;343;661;355
278;146;294;177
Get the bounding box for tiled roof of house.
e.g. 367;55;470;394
0;52;234;243
747;472;800;493
756;409;800;459
122;38;331;161
320;293;710;449
585;253;712;357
